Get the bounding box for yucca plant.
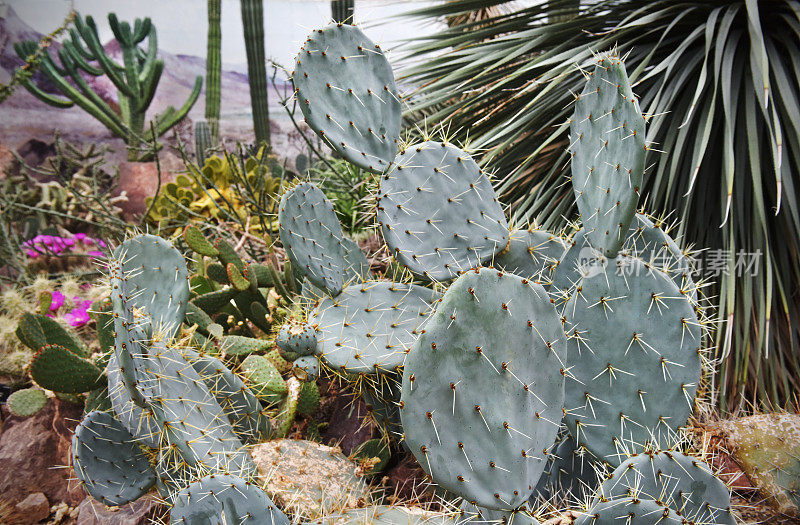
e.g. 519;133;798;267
401;0;800;413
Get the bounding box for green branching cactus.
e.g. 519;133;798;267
377;141;509;282
72;410;157;506
14;13;202;161
170;474;289;524
401;268;565;510
569;54;646;257
595;450;736;525
293;24;400;172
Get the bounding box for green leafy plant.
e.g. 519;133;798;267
400;0;800;412
13;12;202;161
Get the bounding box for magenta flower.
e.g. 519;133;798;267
88;250;105;259
49;290;65;312
63;308;91;327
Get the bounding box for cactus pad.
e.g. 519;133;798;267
312;506;458;525
72;410;157;506
183;224;219;256
561;258;702;466
242;354;288;405
569;55;646;258
378;141;509;282
293;355;321;380
310;280;440;374
597;450;735;524
7;388;48;417
29;344;104;393
170;474;289;525
532;431;599;503
106;353;161;448
293;23;400;172
401;268;565;509
279;182;353;295
219;335;271;356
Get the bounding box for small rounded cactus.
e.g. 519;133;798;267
7;387;48;417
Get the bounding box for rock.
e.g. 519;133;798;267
718;413;800;517
76;495;163;525
251;439;371;520
0;143;15;177
113;150;183;219
0;398;85;510
3;492;50;525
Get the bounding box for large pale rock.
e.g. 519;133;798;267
76;495;163;525
4;492;50;525
0;398;85;509
251;439;371;519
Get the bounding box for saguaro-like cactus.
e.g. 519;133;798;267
14;13;202;161
205;0;222;141
241;0;271;145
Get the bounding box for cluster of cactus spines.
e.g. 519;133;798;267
169;473;289;524
532;432;599;504
72;410;157;506
574;497;683;525
459;501;541;525
14;13;201;161
277;319;318;355
292;23;401;173
595;450;736;524
312;505;459;525
569;54;647;258
377;141;509;282
718;413;800;516
360;373;403;440
493;227;568;285
279;182;356;296
310;281;440;375
6;387;48;417
561;258;702;466
401;268;565;510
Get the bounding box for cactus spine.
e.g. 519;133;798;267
241;0;270;145
205;0;222;141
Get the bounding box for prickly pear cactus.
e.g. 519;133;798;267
401;268;565;510
293;23;401;173
7;388;48;417
293;355;320;380
596;450;735;525
29;343;104;393
310;281;440;374
106;353;161;448
561;258;702;466
459;501;541;525
378;141;509;282
72;410;157;506
312;506;459;525
242;354;288;405
493;228;567;283
170;474;289;525
532;431;599;503
279;182;353;296
575;497;682;525
569;55;646;258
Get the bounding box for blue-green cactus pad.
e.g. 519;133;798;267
532;431;599;503
570;55;646;258
279;182;354;296
277;321;318;356
293;24;400;173
494;228;567;284
310;280;440;374
137;342;256;478
170;474;289;525
597;450;735;525
378;141;509;282
293;355;321;380
189;350;274;443
401;268;565;510
574;498;682;525
459;501;541;525
562;258;702;466
72;410;157;506
312;506;458;525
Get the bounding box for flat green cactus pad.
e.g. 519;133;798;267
29;344;104;394
7;388;48;417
